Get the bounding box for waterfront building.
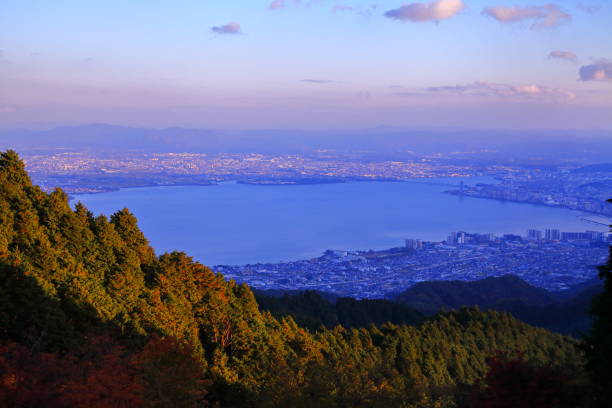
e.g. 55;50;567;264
405;239;423;250
527;229;543;240
545;229;561;241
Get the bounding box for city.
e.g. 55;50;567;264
22;150;481;193
18;149;612;218
215;229;610;299
447;166;612;216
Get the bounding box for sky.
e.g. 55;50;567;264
1;0;611;130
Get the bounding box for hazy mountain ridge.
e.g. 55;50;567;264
252;275;603;337
2;124;612;160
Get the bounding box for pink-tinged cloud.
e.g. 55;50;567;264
424;81;576;101
384;0;465;23
482;4;571;29
301;79;340;84
580;59;612;81
549;50;577;62
211;22;242;35
268;0;287;10
333;5;354;13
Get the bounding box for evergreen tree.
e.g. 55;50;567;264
585;198;612;407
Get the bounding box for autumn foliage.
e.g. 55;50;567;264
469;352;587;408
0;335;208;408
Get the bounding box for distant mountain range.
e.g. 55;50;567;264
393;275;557;313
392;274;603;336
254;274;604;337
2;124;612;160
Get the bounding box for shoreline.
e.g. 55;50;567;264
444;190;612;219
61;174;482;200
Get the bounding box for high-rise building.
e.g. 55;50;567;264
561;232;591;241
527;229;543;240
405;239;423;249
545;229;561;240
586;231;605;241
457;231;467;244
473;233;493;243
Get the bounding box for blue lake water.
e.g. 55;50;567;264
72;178;605;265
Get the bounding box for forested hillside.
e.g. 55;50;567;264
393;275;602;336
0;150;594;407
255;290;425;330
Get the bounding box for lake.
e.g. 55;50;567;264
72;178;605;265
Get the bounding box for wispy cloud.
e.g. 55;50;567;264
211;22;242;35
576;2;601;14
397;81;577;101
269;1;374;16
384;0;465;23
268;0;321;10
301;79;341;84
579;59;612;81
549;50;578;62
333;4;379;17
332;5;354;13
268;0;287;10
482;4;571;29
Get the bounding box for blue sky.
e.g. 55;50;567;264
1;0;611;129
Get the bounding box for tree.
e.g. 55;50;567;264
584;198;612;407
0;337;143;408
469;352;583;408
131;335;210;407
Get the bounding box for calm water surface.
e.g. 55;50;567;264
72;179;605;265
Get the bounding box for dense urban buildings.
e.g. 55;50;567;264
18;149;612;218
216;229;610;298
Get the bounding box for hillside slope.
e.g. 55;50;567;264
393;274;602;335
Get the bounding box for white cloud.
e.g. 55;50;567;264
384;0;465;23
482;4;571;29
333;5;354;13
424;81;576;101
268;1;376;16
211;22;242;35
268;0;287;10
579;59;612;81
549;50;577;62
